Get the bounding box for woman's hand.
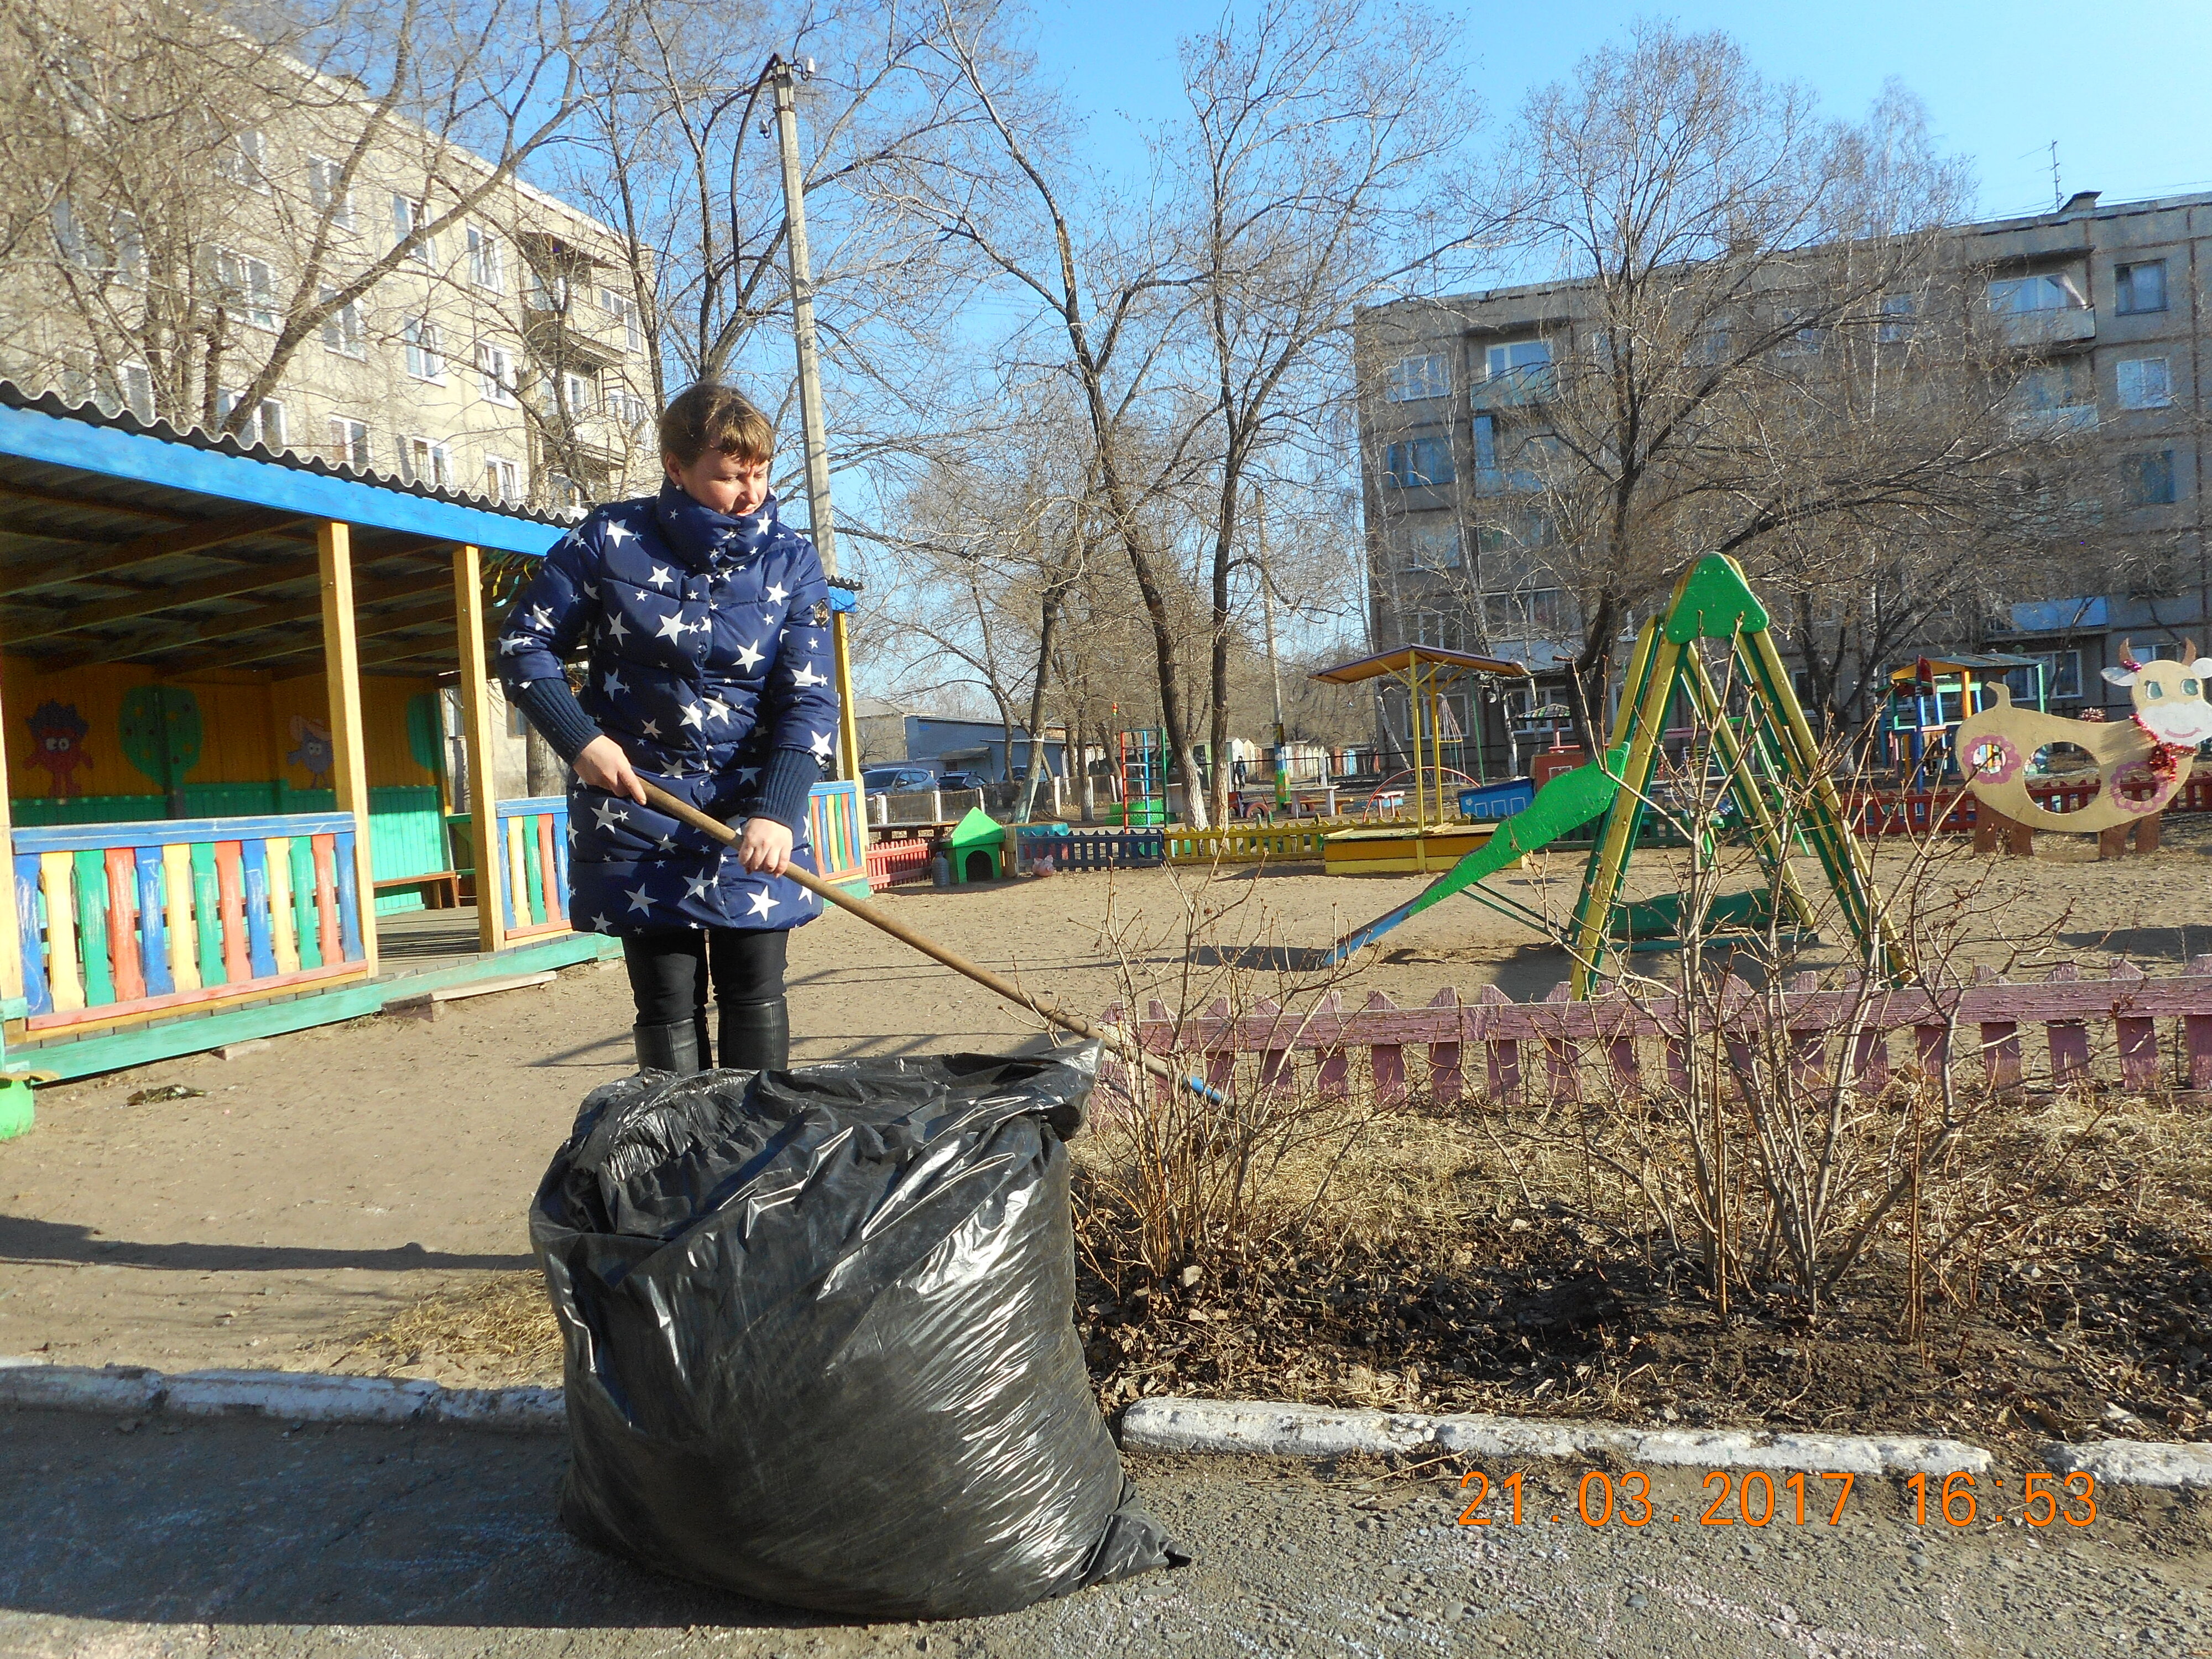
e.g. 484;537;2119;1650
572;734;646;804
737;816;794;875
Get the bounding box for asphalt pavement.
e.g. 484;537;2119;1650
1;1407;2208;1657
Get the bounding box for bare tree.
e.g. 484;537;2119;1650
1491;26;2072;746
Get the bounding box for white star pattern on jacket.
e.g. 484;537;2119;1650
495;486;836;942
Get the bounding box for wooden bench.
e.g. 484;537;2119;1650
373;870;463;909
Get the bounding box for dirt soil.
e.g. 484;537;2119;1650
2;832;2210;1433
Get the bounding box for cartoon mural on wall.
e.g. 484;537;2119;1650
25;701;91;798
286;714;334;790
1956;638;2212;833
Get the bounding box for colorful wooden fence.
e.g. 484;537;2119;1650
1027;828;1165;871
1162;824;1332;865
806;780;870;895
1102;960;2212;1103
492;796;571;940
12;812;368;1033
867;838;934;885
1850;774;2212;835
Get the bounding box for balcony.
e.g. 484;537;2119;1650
1996;306;2096;350
1469;363;1554;410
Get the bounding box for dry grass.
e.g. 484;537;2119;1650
320;1270;561;1386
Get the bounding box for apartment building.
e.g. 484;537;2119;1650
1353;189;2212;754
1;53;658;515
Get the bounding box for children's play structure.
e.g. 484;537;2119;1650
1305;645;1532;874
1326;555;1913;997
0;384;871;1090
1953;638;2211;837
1883;652;2044;779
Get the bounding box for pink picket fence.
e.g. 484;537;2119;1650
866;839;935;886
1102;959;2212;1103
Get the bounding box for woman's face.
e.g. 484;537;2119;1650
665;448;771;518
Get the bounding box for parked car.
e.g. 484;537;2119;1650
862;765;937;795
937;770;989;792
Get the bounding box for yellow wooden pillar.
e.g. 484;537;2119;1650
0;655;23;1007
317;521;377;975
452;545;507;956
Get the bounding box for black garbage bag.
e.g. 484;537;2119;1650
529;1046;1183;1619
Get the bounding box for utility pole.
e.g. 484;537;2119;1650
768;55;862;783
1255;487;1289;808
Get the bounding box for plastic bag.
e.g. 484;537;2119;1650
529;1047;1184;1619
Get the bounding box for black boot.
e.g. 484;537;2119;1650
693;1006;714;1071
717;998;790;1072
632;1016;703;1077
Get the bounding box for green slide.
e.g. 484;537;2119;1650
1322;751;1624;964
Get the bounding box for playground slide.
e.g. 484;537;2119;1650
1322;750;1624;964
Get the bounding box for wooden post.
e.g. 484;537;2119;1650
0;656;22;1008
317;521;377;975
452;545;507;956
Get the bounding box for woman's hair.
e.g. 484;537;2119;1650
658;382;775;467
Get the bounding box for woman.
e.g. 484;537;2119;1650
496;383;837;1075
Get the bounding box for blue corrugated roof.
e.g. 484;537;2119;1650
0;382;567;557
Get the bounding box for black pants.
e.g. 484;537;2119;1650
623;928;788;1026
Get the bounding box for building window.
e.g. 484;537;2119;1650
392;195;433;263
2017;357;2091;411
602;373;648;426
1384;353;1449;402
466;226;504;291
476;342;518;405
2115;259;2168;315
216;128;268;192
559;370;593;416
485;455;521;501
113;212;142;286
1471;413;1498;474
1877;293;1916;343
319;288;366;358
215;248;276;331
403;316;444;382
404;436;452;489
2123;450;2177;507
2115;356;2172;409
530;267;571;312
328;416;372;470
1776;309;1825;356
601;286;641;352
307;157;354;230
216;389;285;449
2027;649;2083;702
549;473;586;515
1479;337;1552;401
1384;437;1453;488
1987;272;2088;314
1404;521;1460;572
117;362;153;421
1409;609;1468;651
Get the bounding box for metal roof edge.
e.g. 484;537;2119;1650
0;380;568;557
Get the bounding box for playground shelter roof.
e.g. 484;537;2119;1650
0;380;567;678
1308;645;1533;685
1887;652;2041;685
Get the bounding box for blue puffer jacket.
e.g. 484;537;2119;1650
496;482;837;935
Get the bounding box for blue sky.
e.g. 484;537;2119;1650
1031;1;2212;224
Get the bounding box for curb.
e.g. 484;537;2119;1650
0;1358;563;1433
5;1363;2207;1491
1118;1397;1999;1477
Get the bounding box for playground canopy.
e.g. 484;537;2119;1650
1887;653;2043;687
1310;646;1531;828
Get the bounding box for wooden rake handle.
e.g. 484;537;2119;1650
633;780;1218;1101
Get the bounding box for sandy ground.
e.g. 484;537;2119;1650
2;828;2211;1381
2;1414;2209;1659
